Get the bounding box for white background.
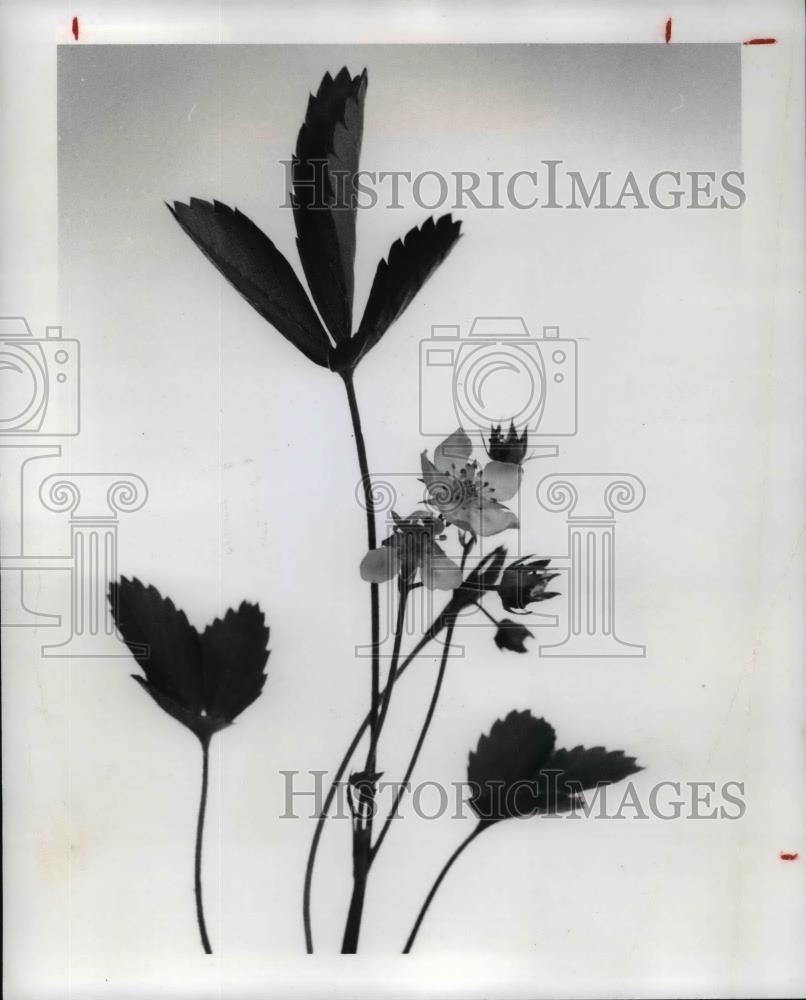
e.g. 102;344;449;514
1;2;804;998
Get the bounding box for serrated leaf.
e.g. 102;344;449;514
201;601;270;723
339;214;462;368
327;77;367;305
109;578;269;739
293;68;367;344
543;745;643;809
467;710;555;821
168;198;330;366
466;711;643;821
110;577;203;714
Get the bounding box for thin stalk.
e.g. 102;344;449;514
341;579;411;953
371;617;456;861
302;608;453;952
473;600;498;625
195;735;213;955
372;541;473;859
370;580;410;758
341;371;380;773
402;822;486;953
337;370;381;956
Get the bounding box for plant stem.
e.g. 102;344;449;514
341;824;371;953
370;580;410;758
341;579;410;953
371;541;474;860
402;822;486;953
302;609;453;952
338;370;381;956
341;371;380;771
371;617;456;860
195;735;213;955
473;599;498;625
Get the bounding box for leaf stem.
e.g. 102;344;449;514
302;608;453;952
195;735;213;955
473;599;498;625
371;617;456;860
371;580;410;756
402;822;486;953
371;540;471;861
341;579;410;953
340;823;371;953
337;369;382;955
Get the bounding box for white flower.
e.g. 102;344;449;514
420;428;520;537
360;510;462;590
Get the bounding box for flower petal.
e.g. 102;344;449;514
420;451;441;482
437;503;476;535
433;428;473;473
483;461;522;502
360;546;399;583
475;501;519;537
420;452;461;511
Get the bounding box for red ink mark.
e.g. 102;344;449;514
665;18;672;44
743;38;777;45
71;16;79;41
779;852;799;861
